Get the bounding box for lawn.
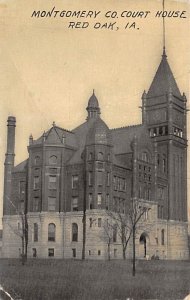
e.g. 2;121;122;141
0;259;190;300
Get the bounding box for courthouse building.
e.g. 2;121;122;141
2;48;189;259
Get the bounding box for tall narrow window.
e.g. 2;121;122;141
89;172;93;186
163;155;166;173
72;175;79;189
33;176;40;190
48;176;56;189
72;223;78;242
97;194;102;208
48;223;56;242
33;197;40;212
97;171;103;186
161;229;165;245
34;156;40;165
72;197;78;211
34;223;38;242
113;224;117;243
107;173;110;186
105;194;109;210
48;197;56;211
89;194;93;209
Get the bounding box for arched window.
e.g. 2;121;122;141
48;223;56;242
98;152;103;160
113;224;117;243
161;229;165;245
141;152;149;162
72;223;78;242
49;155;57;165
34;156;40;165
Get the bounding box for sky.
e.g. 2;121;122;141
0;0;189;227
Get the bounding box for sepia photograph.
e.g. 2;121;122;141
0;0;189;299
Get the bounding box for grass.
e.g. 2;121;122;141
0;259;190;300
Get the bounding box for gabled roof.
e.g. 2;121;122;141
33;125;77;148
147;48;181;99
13;159;28;173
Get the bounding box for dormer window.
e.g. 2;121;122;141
49;155;57;165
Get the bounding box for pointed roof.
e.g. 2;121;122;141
147;48;181;98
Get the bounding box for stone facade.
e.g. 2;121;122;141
2;49;189;260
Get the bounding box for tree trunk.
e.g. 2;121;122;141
132;226;136;276
123;246;126;260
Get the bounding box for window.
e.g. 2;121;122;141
72;175;79;189
97;171;103;186
105;194;109;210
161;229;165;245
141;152;149;162
163;155;166;173
48;197;56;211
49;155;57;165
89;172;93;186
33;197;40;212
48;223;56;242
89;152;93;160
98;218;102;227
48;176;56;189
107;173;110;186
88;250;91;256
34;223;38;242
19;181;25;200
72;197;78;211
48;248;54;257
98;152;103;160
108;154;110;161
32;248;37;258
34;156;40;165
98;250;101;256
114;249;117;258
97;194;102;208
72;248;76;258
89;194;93;209
20;201;24;213
157;154;160;166
33;176;40;190
89;218;93;228
113;224;117;243
72;223;78;242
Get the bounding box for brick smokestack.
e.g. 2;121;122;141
3;116;16;215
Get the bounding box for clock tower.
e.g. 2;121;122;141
142;48;187;222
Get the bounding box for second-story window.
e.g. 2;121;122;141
48;197;56;211
33;176;40;190
72;175;79;189
48;175;56;190
72;197;78;211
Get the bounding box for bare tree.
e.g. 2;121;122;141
128;199;151;276
6;199;29;265
105;211;132;260
103;219;114;261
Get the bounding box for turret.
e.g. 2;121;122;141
3;116;16;215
